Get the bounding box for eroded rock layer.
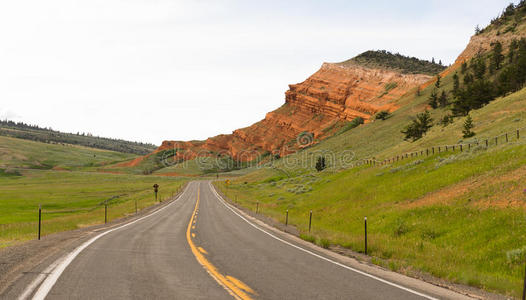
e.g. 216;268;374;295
152;62;431;162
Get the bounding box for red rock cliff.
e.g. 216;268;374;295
153;62;431;162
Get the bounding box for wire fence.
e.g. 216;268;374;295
355;125;526;167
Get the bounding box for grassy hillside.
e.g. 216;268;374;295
0;136;136;171
0;169;184;248
218;140;526;297
0;120;156;155
214;46;526;296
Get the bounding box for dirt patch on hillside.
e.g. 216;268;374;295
157;172;200;177
407;165;526;209
115;156;144;167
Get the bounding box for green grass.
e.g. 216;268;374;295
0;136;136;171
0;169;185;248
218;142;526;297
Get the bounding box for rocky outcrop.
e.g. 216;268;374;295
456;23;526;63
150;61;432;163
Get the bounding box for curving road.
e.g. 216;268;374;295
11;181;471;300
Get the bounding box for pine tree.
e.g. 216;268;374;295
490;41;504;72
509;39;518;63
439;90;448;107
463;73;474;85
315;156;326;172
435;74;441;88
472;56;487;79
428;89;438;108
453;72;460;96
461;62;468;74
462;115;475;138
401;111;433;141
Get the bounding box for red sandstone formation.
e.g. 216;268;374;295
150;61;432;162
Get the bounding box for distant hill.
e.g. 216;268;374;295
0;120;156;155
0;135;136;171
339;50;447;75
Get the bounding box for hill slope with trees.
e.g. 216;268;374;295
0;120;156;155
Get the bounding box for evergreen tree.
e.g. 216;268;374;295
315;156;326;172
452;79;494;116
475;25;481;35
463;73;474;85
509;39;518;63
490;41;504;72
503;3;516;17
462;115;475;138
428;89;438;108
461;62;468;74
471;56;487;79
440;114;454;127
401;111;433;141
453;72;460;96
435;74;441;88
439;90;448;107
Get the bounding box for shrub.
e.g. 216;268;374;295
394;219;410;236
375;110;391;120
300;234;316;243
339;117;364;134
315;156;326;172
440;114;454;127
507;246;526;265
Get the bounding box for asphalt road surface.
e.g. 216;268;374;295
11;181;472;300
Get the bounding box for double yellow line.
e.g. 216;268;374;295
186;188;255;300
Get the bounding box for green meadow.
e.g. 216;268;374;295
0;169;184;248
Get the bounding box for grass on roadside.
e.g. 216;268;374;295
0;169;185;248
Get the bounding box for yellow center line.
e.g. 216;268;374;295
186;188;255;300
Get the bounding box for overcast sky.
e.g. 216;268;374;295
0;0;517;145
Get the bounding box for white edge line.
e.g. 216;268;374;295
19;183;191;300
208;182;439;300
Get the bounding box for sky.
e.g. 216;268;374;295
0;0;517;145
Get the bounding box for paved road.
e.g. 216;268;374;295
13;181;471;299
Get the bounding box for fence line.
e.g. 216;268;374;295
358;125;526;168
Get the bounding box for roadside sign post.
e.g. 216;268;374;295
105;202;108;224
38;204;42;240
523;189;526;300
153;184;159;202
309;210;312;232
286;210;289;226
364;217;368;255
